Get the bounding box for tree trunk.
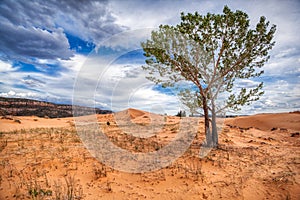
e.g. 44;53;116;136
202;96;212;147
211;99;218;147
202;96;218;148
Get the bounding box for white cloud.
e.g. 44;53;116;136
0;90;38;98
0;60;16;72
59;54;87;72
8;91;15;96
71;54;182;114
235;78;300;115
274;48;297;59
109;0;218;29
99;28;153;50
0;54;89;104
264;55;299;77
235;79;261;89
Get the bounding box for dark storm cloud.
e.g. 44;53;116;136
0;0;125;61
0;1;55;28
0;21;72;60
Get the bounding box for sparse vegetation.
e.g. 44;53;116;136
0;112;299;199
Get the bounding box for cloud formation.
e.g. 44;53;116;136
0;0;125;62
0;22;72;61
0;0;299;115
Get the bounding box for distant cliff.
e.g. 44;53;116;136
0;97;112;118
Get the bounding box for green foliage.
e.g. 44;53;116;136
141;5;276;114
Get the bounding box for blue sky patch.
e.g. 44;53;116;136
13;61;40;73
65;33;95;54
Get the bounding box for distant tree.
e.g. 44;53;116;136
176;110;186;118
141;6;276;147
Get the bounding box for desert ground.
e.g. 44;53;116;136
0;109;299;199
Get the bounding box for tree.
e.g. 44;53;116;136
176;110;186;118
141;6;276;147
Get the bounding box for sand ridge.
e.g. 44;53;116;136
225;112;300;131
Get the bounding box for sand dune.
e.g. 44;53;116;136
112;108;166;138
114;108;170;124
127;108;148;119
226;112;300;131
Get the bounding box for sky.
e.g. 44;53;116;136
0;0;299;115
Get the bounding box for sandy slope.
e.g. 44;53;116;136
0;116;74;132
127;108;147;119
0;110;299;199
225;112;300;131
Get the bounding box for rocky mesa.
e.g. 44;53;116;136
0;97;112;118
